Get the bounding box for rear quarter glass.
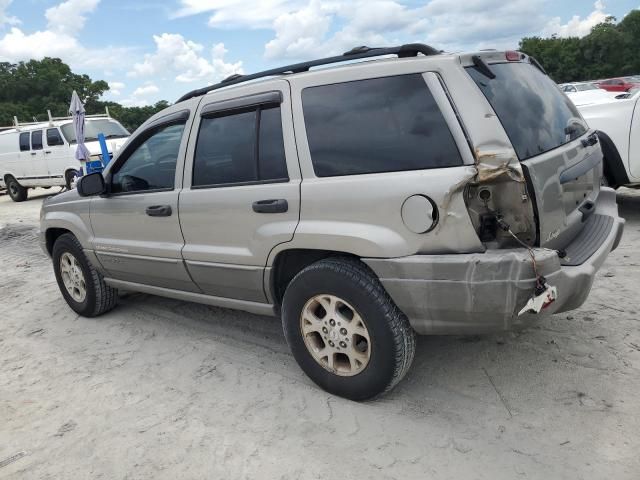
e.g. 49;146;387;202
301;74;463;177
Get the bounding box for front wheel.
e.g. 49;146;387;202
282;258;415;401
6;177;27;202
52;233;118;317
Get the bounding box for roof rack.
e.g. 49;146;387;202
176;43;441;103
8;106;111;131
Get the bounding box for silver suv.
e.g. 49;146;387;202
40;45;624;400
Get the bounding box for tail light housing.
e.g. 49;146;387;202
505;51;521;61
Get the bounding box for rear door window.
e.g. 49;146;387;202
31;130;43;150
19;132;30;151
46;128;64;146
302;74;463;177
192;105;288;187
467;62;587;161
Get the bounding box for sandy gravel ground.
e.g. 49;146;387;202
0;187;639;479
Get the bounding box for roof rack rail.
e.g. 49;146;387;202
8;106;112;130
176;43;441;103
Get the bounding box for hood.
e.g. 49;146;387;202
74;137;129;156
566;90;618;107
42;186;82;207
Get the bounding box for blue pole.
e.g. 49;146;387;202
97;133;111;166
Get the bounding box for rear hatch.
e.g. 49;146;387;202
466;56;602;250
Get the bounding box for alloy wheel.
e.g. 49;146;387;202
300;294;371;376
60;252;87;303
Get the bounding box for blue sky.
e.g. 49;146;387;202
0;0;637;106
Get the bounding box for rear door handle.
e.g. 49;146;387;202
252;199;288;213
145;205;172;217
30;152;36;155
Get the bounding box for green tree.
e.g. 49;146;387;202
88;100;170;133
520;10;640;83
618;10;640;73
0;57;170;131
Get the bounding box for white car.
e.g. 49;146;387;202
0;113;130;202
577;88;640;188
560;82;617;106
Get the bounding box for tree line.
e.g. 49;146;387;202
519;10;640;83
0;57;169;133
0;10;638;132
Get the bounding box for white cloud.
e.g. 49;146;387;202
44;0;99;35
265;1;333;59
174;0;302;29
264;0;420;59
0;0;131;71
132;84;159;96
120;83;160;107
176;0;617;61
544;1;610;38
108;81;125;96
0;28;78;60
0;0;19;26
129;33;243;83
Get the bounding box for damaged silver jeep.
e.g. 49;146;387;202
40;44;625;400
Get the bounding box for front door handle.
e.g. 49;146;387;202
252;199;288;213
145;205;172;217
45;150;52;154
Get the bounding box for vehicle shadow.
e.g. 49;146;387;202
114;290;600;410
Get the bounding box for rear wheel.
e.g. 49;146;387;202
282;258;415;401
6;176;27;202
52;233;118;317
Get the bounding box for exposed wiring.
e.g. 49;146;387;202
496;217;545;291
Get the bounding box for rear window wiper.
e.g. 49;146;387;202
471;55;496;80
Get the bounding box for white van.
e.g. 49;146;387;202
0;112;130;202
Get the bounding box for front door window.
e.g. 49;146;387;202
111;122;186;194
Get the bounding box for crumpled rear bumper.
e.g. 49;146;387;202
364;188;625;334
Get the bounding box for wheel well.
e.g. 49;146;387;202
45;228;72;255
270;249;359;307
4;174;15;184
596;130;629;189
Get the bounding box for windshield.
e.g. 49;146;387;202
466;62;588;161
61;119;129;144
576;83;599;91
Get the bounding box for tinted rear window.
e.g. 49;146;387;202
19;132;29;151
192;105;288;188
302;74;463;177
31;130;43;150
467;62;587;160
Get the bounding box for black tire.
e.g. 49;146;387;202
6;176;28;202
65;169;78;190
52;233;118;317
282;257;415;401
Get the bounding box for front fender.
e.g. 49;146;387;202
40;192;93;253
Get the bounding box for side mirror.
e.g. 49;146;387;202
77;172;106;197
